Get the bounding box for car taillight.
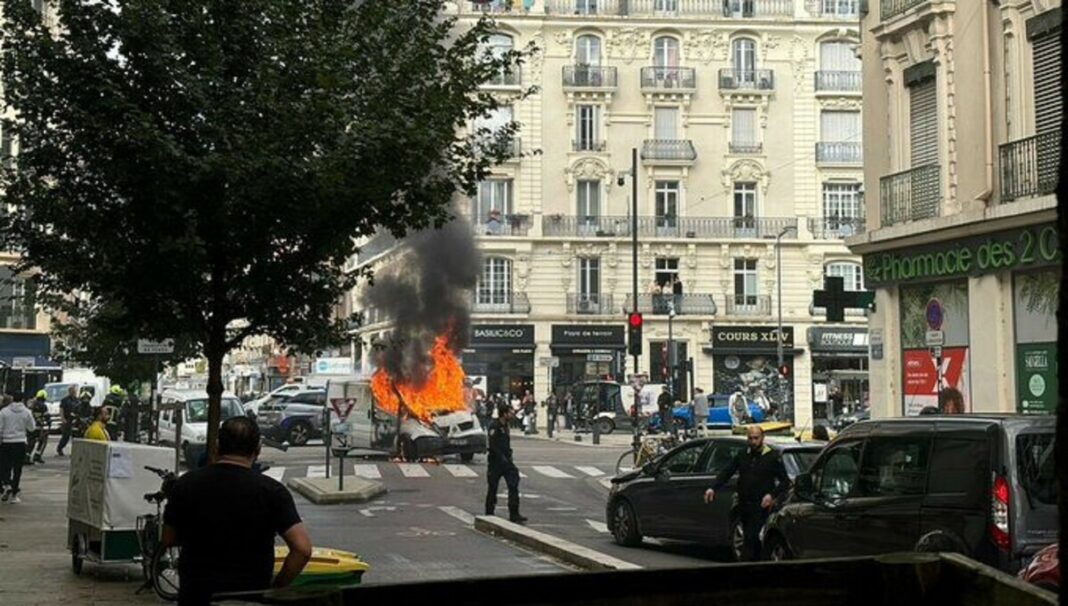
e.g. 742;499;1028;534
991;474;1010;552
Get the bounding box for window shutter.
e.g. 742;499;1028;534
909;77;938;166
1031;31;1061;135
732;109;756;144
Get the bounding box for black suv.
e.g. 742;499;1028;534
763;414;1055;573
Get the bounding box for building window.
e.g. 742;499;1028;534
1031;27;1062;136
655;258;679;288
653;36;680;68
575;34;602;66
823;183;861;219
731;108;758;152
733;182;757;233
654;180;679;230
476;180;513;234
476;105;514;147
575;0;599;14
732;38;757;75
819;40;860;71
733;259;758;305
484;33;515;85
909;73;938;167
578;257;601;299
0;267;36;330
654;0;679;13
820;110;860;144
821;0;858;18
576;179;601;219
654;106;679;139
825;262;864;292
576;104;601;151
478;258;513;305
724;0;755;18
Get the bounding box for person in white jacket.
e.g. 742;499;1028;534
0;395;36;503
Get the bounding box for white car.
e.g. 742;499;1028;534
158;389;246;465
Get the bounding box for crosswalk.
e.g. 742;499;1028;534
261;462;617;483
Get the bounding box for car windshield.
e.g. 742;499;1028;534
45;384;75;401
787;450;820;475
1017;432;1055;506
186;399;244;423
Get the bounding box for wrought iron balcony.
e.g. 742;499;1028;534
729;142;763;154
485;64;521;88
540;214;798;239
815;71;861;92
999;130;1060;202
719;69;775;91
721;0;795;17
567;294;616;315
641;66;697;91
881;0;928;20
726;294;772;316
624;294;717;316
472;292;531;314
545;0;621;15
880;164;941;226
562;65;618;89
640;139;697;163
544;0;793;17
808;216;866;239
814;0;859;18
472;212;532;236
816;142;863;164
573;139;607;152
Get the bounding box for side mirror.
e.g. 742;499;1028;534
794;473;814;500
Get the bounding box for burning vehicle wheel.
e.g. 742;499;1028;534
460;452;475;463
610;499;642;547
400;436;417;461
287;421;312;446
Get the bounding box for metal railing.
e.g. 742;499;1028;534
624;293;717;315
473;136;521;162
545;0;622;14
0;308;37;330
640;139;697;162
880;163;941;226
815;71;861;92
471;212;532;236
544;0;794;16
573;139;607;152
730;142;763;154
472;292;532;314
726;294;772;316
808;217;866;239
718;69;775;91
881;0;928;20
999;130;1060;202
640;66;697;90
541;214;798;238
816;142;863;164
813;0;859;18
562;65;618;88
567;294;616;315
485;65;521;87
720;0;795;17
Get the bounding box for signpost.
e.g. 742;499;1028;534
138;339;174;445
925;300;945;408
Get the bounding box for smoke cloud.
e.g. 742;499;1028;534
362;216;482;386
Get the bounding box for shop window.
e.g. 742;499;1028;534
1013;269;1059;414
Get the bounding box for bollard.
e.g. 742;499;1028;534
592;421;601;445
547;416;554;438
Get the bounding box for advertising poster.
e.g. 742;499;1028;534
712;353;795;424
903;347;970;416
1016;343;1057;415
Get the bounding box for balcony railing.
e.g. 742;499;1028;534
543;0;794;17
545;0;621;14
999;130;1060;202
726;294;772;316
0;307;37;330
624;293;717;315
573;139;607;152
720;0;795;17
729;142;763;154
473;136;521;162
808;216;866;239
640;139;697;163
567;294;616;315
485;65;521;88
880;163;941;226
541;215;799;239
814;0;859;18
472;212;532;236
472;292;532;314
719;69;775;91
562;65;618;89
641;66;697;90
815;71;861;92
881;0;928;20
816;142;862;164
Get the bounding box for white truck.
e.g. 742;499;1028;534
43;369;111;430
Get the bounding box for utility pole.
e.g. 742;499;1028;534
775;225;796;414
623;148;640;457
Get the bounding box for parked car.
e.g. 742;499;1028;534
1018;543;1059;593
831;407;870;431
606;436;822;560
157;390;247;465
648;395;767;433
570;380;642;435
243;383;312;417
256;389;328;446
762;414;1055;573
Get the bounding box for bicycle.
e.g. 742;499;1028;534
614;432;681;474
136;465;181;601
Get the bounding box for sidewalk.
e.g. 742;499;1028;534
515;427;636;448
0;458;163;606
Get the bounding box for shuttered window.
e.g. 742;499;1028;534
821;111;860;143
1031;31;1062;135
820;41;860;71
732;108;757;145
909;77;938;167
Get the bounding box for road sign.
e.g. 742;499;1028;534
538;356;560;368
925;299;944;331
929;346;943;359
137;339;175;355
925;330;944;347
587;353;613;363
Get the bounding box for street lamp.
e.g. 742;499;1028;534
617;149;641;458
667;298;677;436
775;225;797;372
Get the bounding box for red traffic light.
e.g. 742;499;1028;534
778;364;790;377
628;312;643;328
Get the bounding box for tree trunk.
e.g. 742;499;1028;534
205;346;225;464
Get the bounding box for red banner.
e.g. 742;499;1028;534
903;347;970;416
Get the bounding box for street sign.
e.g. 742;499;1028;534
11;356;34;369
137;339;175;355
929;346;943;359
925;299;944;331
587;353;613;363
925;330;944;347
538;356;560;368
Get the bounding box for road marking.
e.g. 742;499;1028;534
519;471;528;478
498;492;541;499
586;519;609;534
398;526;455;538
574;466;605;477
598;478;614;489
358;506;397;518
439;506;476;525
546;507;578;512
353;464;381;479
262;466;285;481
443;464;478;478
398;463;430;478
307;465;326;479
531;465;574;479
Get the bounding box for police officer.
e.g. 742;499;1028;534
485;401;527;524
703;426;790;561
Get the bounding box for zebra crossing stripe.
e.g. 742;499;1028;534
574;466;605;477
307;465;326;479
586;519;609;534
519;471;528;478
598;478;614;490
397;463;430;478
439;506;476;525
262;466;285;481
531;465;574;479
353;464;382;479
443;464;478;478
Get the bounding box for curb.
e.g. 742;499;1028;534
287;476;387;505
474;515;641;571
515;433;631;449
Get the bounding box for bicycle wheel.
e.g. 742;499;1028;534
152;545;181;601
615;448;638;474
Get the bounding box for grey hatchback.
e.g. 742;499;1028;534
606;437;822;560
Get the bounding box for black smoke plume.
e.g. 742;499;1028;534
362;216;481;386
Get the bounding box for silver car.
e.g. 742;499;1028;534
256;389;327;446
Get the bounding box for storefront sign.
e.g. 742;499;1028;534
864;223;1061;287
314;357;353;375
807;327;868;351
1016;343;1057;415
470;324;535;347
903;347;970;416
587;353;614;363
552;325;625;347
712;326;794;350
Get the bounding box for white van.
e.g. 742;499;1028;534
327;377;486;462
157;389;246;465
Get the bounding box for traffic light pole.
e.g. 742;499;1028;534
630;148;641;459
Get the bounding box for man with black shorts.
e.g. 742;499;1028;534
162;417;312;605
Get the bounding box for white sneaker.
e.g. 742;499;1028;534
9;495;21;504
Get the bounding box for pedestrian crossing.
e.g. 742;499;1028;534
260;462;617;483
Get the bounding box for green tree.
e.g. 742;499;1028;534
1;0;526;458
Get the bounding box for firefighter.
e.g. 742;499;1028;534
484;401;527;524
27;390;50;464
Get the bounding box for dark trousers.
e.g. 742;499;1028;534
27;429;47;459
0;442;28;494
739;503;769;561
485;465;520;516
57;422;73;453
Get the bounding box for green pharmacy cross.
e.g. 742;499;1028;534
813;277;876;322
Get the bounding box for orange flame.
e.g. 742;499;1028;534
371;335;467;424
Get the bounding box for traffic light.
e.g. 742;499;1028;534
627;312;643;356
778;363;790;378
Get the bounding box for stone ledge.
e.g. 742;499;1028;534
474;515;640;572
286;477;386;505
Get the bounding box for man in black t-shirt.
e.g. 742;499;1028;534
163;417;312;605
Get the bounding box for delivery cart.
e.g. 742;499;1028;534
67;439;175;575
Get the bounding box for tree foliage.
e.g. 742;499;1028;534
1;0;528;457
